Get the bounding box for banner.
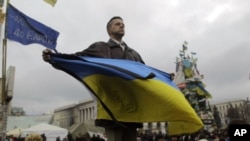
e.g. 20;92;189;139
6;4;59;50
49;54;204;135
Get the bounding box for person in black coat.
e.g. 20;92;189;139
42;16;144;141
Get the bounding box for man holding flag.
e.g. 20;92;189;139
42;16;204;141
43;16;145;141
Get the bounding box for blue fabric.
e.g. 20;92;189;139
6;4;59;50
183;59;192;68
50;55;178;89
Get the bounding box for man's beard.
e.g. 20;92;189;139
113;32;124;39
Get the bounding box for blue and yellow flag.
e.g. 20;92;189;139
49;54;203;135
6;4;59;51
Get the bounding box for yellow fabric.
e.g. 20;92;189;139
43;0;57;7
184;68;193;78
196;87;212;98
84;74;203;135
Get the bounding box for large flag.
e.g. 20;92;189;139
48;54;204;135
6;4;59;51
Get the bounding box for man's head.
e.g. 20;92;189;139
106;16;125;41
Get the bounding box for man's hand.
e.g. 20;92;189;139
42;49;53;62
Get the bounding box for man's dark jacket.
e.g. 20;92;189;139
75;39;144;64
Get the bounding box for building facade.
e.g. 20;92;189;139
210;98;250;127
53;98;167;133
53;98;95;128
54;97;250;134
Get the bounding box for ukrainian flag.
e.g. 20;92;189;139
49;54;203;135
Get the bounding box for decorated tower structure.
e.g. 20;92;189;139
173;42;215;131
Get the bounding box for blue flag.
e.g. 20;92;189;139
6;4;59;50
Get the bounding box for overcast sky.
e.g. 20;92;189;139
2;0;250;115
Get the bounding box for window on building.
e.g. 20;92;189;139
157;122;161;129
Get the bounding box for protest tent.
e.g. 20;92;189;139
22;123;68;141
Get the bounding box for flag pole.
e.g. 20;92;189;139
1;38;7;141
1;0;9;140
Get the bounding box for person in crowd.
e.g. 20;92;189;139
25;134;43;141
40;134;46;141
56;137;61;141
67;132;73;141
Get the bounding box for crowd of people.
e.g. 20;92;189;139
7;133;47;141
6;118;250;141
89;134;105;141
136;128;229;141
136;118;249;141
